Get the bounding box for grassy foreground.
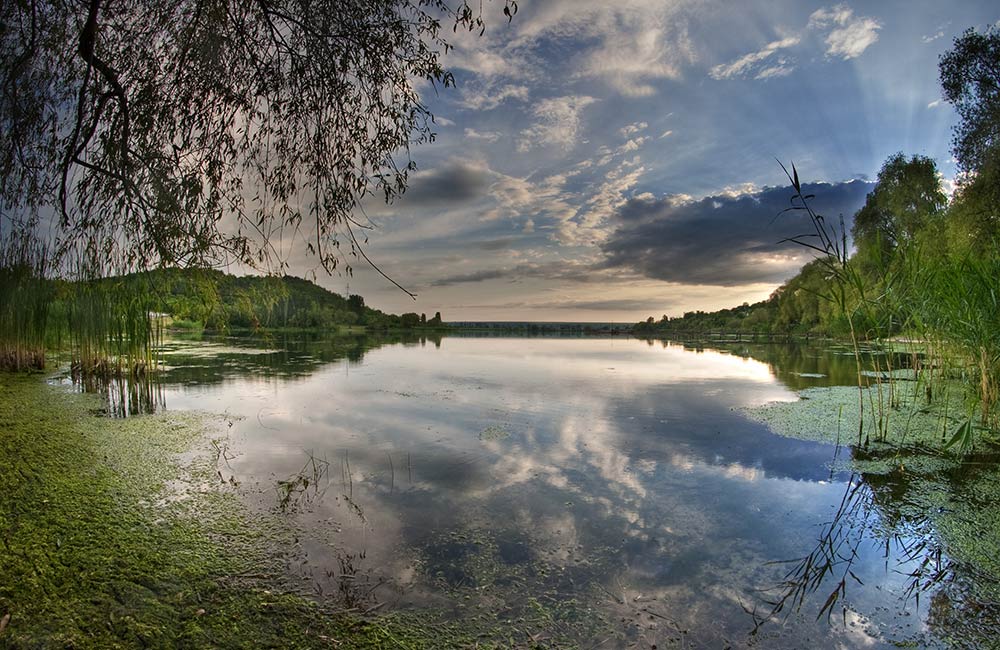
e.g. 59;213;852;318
0;374;489;649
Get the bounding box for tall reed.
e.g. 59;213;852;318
67;271;162;381
914;252;1000;429
0;232;52;370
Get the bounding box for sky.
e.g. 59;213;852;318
295;0;998;323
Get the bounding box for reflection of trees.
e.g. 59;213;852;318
158;332;437;387
76;332;445;412
641;338;916;391
71;368;164;417
751;447;1000;647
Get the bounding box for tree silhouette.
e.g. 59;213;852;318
0;0;516;285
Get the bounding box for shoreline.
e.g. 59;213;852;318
0;373;496;648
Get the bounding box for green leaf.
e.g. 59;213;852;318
943;418;974;454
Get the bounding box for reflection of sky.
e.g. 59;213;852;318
161;336;934;647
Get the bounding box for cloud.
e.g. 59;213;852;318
464;127;502;143
547;298;662;311
599;180;872;286
448;1;697;99
754;62;795;79
922;22;949;44
580;21;695;96
399;161;492;206
927;99;942;109
460;84;530;110
429;260;604;287
430;268;508;286
710;5;880;82
449;49;517;78
517;95;597;152
710;36;800;80
808;4;881;60
558;162;646;245
619;122;649;137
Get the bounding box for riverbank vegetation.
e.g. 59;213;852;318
637;26;1000;444
0;258;448;378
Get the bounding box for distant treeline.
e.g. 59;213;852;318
450;321;631;334
104;268;446;332
632;257;838;339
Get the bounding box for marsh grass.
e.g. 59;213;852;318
913;253;1000;430
0;232;52;370
275;451;331;512
1;233;165;409
779;164;998;451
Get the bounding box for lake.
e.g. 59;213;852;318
131;333;977;647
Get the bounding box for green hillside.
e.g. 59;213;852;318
114;268;445;332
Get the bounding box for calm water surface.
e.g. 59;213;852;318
151;334;949;648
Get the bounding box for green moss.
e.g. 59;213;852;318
743;381;982;450
0;374;546;649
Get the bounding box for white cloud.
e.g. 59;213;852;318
710;36;800;80
755;61;795;79
619;137;647;153
450;1;698;98
581;22;695;96
460;84;530;110
922;22;950;44
450;49;516;78
464;127;502;142
927;99;942;109
434;116;455;126
619;122;649;137
557;163;646;245
809;4;881;60
711;5;880;82
659;130;674;139
517;95;597;152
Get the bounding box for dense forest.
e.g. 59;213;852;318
112;268;446;331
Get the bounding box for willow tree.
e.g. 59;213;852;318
0;0;515;285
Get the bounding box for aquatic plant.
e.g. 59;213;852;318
778;162;877;445
915;252;1000;429
0;232;52;370
274;451;331;512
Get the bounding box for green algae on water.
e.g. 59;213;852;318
0;373;602;649
743;384;974;449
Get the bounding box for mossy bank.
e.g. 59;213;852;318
0;374;534;649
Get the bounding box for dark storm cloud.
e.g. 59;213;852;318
399;162;490;206
549;298;667;311
430;269;508;286
430;261;608;288
477;238;517;251
600;180;872;286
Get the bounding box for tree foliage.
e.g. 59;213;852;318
0;0;515;279
940;25;1000;174
851;153;946;260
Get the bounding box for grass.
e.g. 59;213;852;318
0;233;51;371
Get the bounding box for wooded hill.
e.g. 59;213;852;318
108;268;445;331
